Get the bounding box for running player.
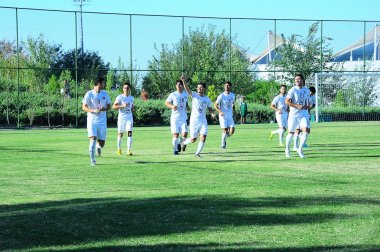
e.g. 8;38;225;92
270;84;288;146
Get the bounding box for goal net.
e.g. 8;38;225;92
314;72;380;122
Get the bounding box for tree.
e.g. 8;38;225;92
270;22;333;82
21;34;62;92
143;26;254;99
53;49;110;82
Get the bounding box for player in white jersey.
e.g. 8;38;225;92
285;74;310;158
113;82;134;156
165;79;189;155
82;77;111;166
214;81;236;149
181;75;214;157
270;85;288;146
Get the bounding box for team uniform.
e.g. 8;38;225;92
166;91;189;134
287;86;310;132
189;91;213;139
285;86;310;158
82;90;111;140
216;92;235;129
115;94;134;133
271;94;288;128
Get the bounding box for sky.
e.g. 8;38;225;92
1;0;379;69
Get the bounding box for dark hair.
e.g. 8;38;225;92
123;82;131;87
176;80;183;85
280;84;287;89
225;81;232;86
94;77;105;86
295;74;304;80
199;83;206;88
309;86;316;93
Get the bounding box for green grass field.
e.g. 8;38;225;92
0;122;379;251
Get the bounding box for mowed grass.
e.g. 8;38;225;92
0;122;379;251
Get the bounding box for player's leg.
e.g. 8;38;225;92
195;122;208;156
297;117;309;158
286;117;298;158
180;122;189;152
126;118;133;155
271;113;282;140
184;119;198;145
293;128;300;151
87;122;98;165
96;124;107;157
219;115;228;148
117;118;126;155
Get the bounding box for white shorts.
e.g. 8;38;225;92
219;114;235;129
276;111;288;128
87;121;107;140
288;116;309;132
118;117;133;133
171;117;188;134
189;119;208;138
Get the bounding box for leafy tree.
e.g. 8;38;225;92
247;79;280;105
144;26;254;99
270;22;333;82
21;34;62;91
53;49;110;82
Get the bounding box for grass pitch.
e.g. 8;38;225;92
0;122;379;251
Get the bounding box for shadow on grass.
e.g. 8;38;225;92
0;196;378;251
61;243;380;252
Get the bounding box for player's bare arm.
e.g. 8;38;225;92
165;101;177;111
181;75;192;96
214;101;223;116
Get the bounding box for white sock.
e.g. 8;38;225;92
183;138;191;145
195;141;205;155
279;129;284;144
222;133;227;147
172;137;179;151
127;137;132;151
299;132;308;151
293;134;299;149
89;139;96;161
285;134;293;152
117;136;122;150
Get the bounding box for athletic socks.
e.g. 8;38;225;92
285;134;293;153
195;141;205;155
117;136;122;150
293;133;299;149
279;129;284;145
221;133;227;147
127;136;132;151
89;139;96;161
299;132;308;151
172;137;179;151
183;138;191;145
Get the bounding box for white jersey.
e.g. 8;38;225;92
190;91;212;122
115;94;134;119
286;86;310;118
271;94;288;112
216;92;235;117
82;90;111;124
309;95;316;107
166;91;188;121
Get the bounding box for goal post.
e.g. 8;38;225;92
314;72;380;122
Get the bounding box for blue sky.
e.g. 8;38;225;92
1;0;379;68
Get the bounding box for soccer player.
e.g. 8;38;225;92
285;74;310;158
181;75;214;157
113;82;134;156
293;86;316;150
82;77;111;166
214;81;236;149
240;96;248;124
270;85;288;146
165;78;189;155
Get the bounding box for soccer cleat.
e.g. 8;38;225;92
296;148;304;158
177;144;181;153
270;131;274;140
90;160;96;166
285;150;291;158
194;154;201;158
174;151;179;155
96;147;102;157
303;143;309;148
181;142;186;152
117;149;122;155
221;145;226;149
127;150;133;156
